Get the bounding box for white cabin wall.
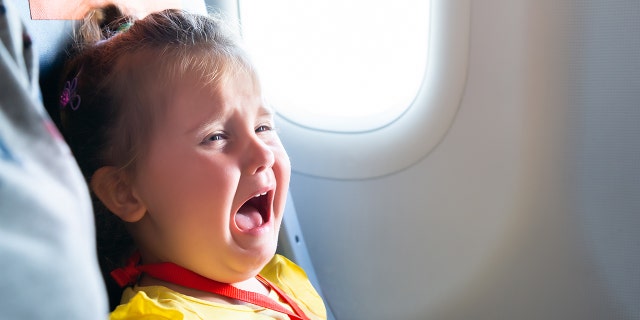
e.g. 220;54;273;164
285;0;638;319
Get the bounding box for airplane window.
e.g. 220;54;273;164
238;0;470;179
239;0;430;132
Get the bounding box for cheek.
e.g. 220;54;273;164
273;147;291;211
168;159;237;207
274;145;291;183
134;151;237;218
272;136;291;170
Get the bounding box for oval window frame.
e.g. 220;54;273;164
272;0;470;180
240;0;433;133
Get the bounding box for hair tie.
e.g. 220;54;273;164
96;21;133;46
59;77;81;110
117;21;133;33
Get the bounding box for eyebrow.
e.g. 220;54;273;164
258;104;275;118
184;102;224;136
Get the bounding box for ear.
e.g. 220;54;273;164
91;166;146;223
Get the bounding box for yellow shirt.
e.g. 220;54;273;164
110;255;326;320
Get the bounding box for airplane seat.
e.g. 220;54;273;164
1;1;108;318
14;0;74;122
14;1;333;318
277;193;336;320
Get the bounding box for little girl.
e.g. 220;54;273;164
58;5;326;319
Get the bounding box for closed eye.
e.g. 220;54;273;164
256;125;273;133
202;132;228;144
209;134;225;141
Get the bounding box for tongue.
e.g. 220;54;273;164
235;203;263;231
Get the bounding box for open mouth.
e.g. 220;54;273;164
235;191;271;231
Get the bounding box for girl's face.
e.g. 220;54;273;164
129;70;291;284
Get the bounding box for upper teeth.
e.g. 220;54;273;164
255;192;267;197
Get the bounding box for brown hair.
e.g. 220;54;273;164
59;4;255;309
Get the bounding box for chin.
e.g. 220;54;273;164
236;240;278;273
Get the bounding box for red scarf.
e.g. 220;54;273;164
111;252;310;320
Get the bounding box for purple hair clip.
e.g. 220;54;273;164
60;77;81;110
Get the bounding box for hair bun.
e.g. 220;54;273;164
76;4;133;48
97;5;128;35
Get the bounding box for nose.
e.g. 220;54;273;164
244;135;275;175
